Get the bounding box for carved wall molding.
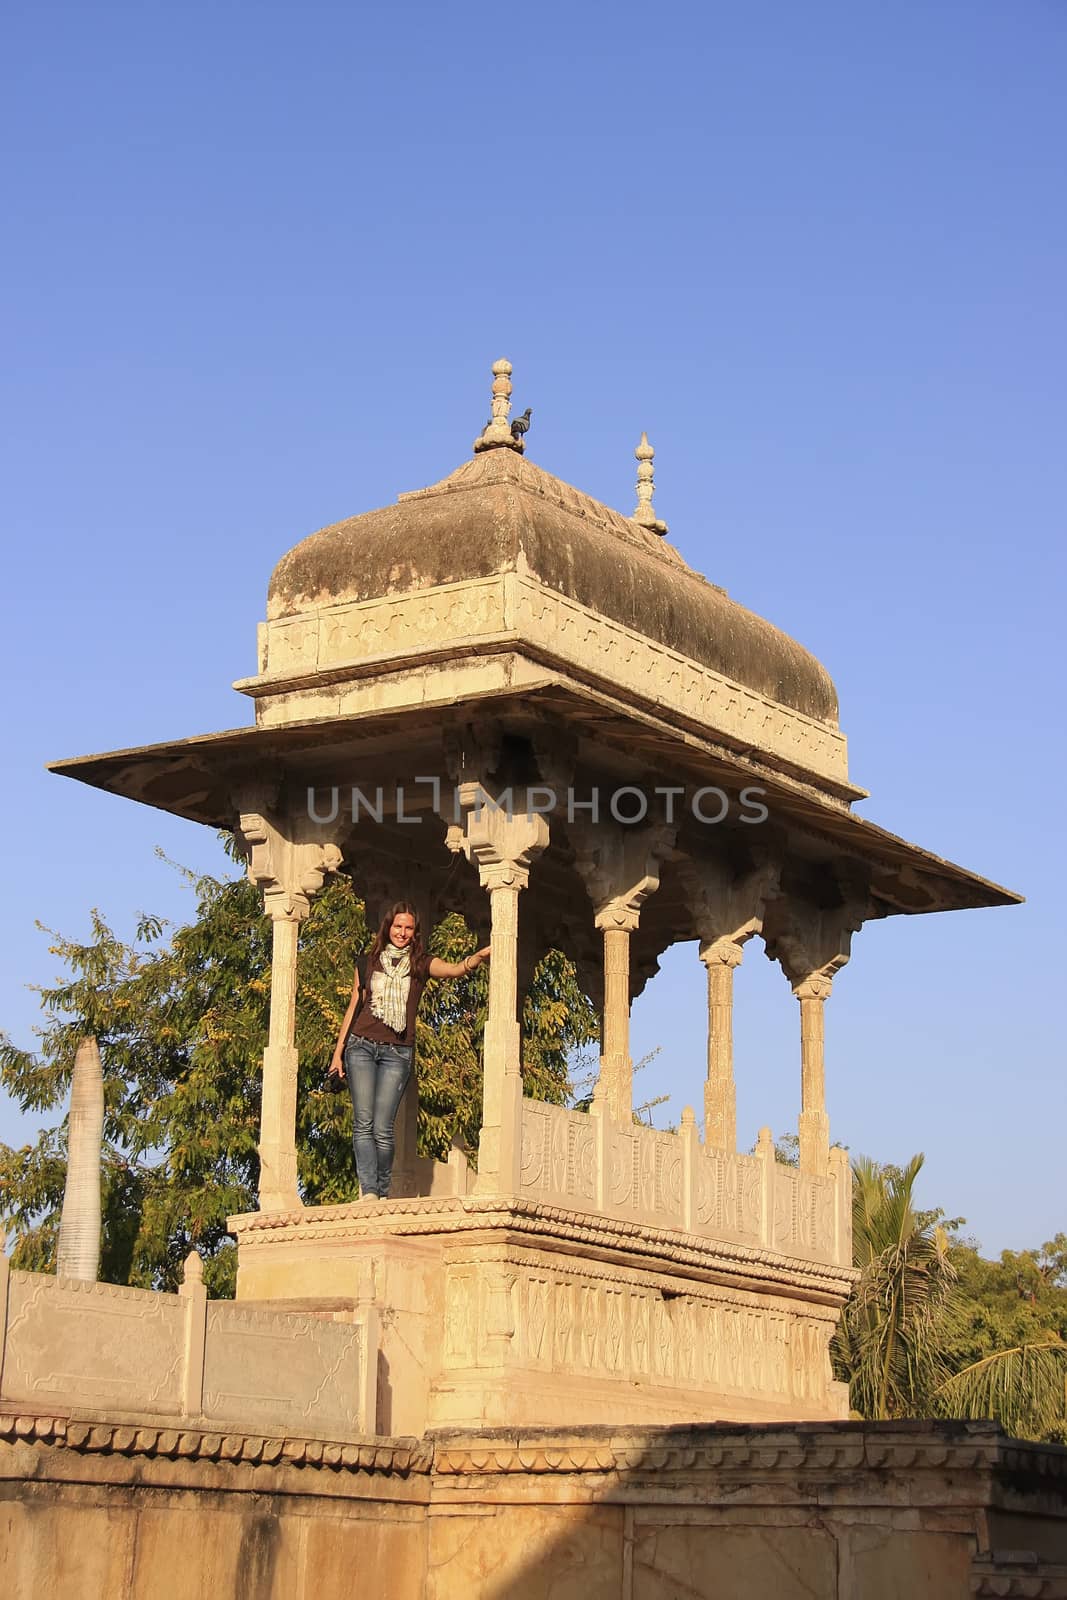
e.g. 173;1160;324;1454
247;572;851;787
228;1195;856;1300
0;1411;430;1474
429;1420;1057;1483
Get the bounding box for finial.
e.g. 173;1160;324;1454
182;1249;204;1286
473;359;528;454
632;432;668;535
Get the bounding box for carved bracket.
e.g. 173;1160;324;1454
233;788;343;920
571;822;675;931
457;781;549;888
762;894;867;995
680;854;781;952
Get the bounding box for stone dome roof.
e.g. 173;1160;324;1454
267;447;839;726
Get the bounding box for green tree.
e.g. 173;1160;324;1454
932;1236;1067;1443
832;1154;957;1419
0;848;598;1296
832;1155;1067;1442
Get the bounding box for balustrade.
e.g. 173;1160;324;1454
517;1098;846;1267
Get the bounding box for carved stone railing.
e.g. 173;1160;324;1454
519;1100;849;1268
0;1259;379;1436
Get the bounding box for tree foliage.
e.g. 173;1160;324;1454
832;1154;956;1420
0;848;598;1296
833;1156;1067;1442
933;1235;1067;1443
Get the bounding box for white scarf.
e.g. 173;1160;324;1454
370;943;412;1034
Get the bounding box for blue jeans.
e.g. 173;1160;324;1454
344;1037;413;1198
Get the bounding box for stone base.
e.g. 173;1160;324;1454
229;1195;854;1437
3;1414;1066;1599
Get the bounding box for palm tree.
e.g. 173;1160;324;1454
933;1338;1067;1443
834;1153;1067;1442
832;1153;956;1419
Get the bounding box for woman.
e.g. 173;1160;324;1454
328;902;490;1201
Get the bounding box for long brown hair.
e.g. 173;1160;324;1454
367;900;424;971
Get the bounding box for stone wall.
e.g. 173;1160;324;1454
0;1256;378;1439
2;1413;1065;1598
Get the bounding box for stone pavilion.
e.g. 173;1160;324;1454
48;359;1020;1438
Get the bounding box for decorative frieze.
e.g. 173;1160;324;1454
439;1251;839;1410
0;1411;429;1474
230;1193;856;1299
244;572;851;788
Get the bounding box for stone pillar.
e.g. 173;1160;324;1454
259;905;304;1208
828;1143;853;1268
573;827;670;1125
596;902;641;1122
795;973;832;1175
458;783;548;1193
762;889;868;1181
235;791;342;1212
699;938;744;1152
682;857;780;1151
56;1035;104;1281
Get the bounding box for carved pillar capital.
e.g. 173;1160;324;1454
593;894;649;933
699;936;745;971
234;798;343;922
762;889;867;992
681;854;781;950
792;972;835;1003
457;781;549;887
571;822;672;926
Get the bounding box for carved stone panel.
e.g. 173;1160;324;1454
202;1304;363;1435
2;1273;185;1414
694;1149;763;1245
431;1246;839;1422
519;1102;596;1208
605;1123;684;1227
773;1169;837;1264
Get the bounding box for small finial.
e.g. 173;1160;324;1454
474;359;527;454
183;1249;204;1286
632;432;668;535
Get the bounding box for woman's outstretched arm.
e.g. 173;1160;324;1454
428;946;491;981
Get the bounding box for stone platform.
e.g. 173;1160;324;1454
229;1191;854;1437
3;1413;1065;1598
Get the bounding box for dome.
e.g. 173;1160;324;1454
267;447;839;727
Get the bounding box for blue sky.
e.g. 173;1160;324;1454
2;1;1064;1253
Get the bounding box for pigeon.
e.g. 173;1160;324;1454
511;407;532;441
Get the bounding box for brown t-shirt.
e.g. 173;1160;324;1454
348;951;431;1047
